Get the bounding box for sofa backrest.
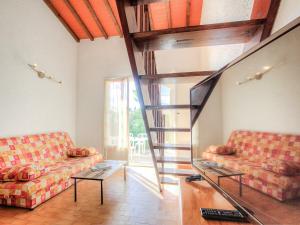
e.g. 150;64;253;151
226;130;300;163
0;132;74;168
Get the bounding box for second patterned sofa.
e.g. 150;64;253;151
0;132;102;209
202;130;300;201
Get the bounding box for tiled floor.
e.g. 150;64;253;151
0;167;179;225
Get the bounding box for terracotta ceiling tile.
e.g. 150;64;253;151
171;0;187;28
108;0;122;34
89;0;119;36
69;0;102;38
149;2;169;30
190;0;203;26
51;0;87;39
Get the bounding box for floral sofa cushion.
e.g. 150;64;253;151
0;179;73;209
226;130;300;163
0;132;103;209
202;130;300;201
0;132;74;168
261;160;300;176
0;154;102;199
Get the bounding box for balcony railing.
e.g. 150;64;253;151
129;133;151;164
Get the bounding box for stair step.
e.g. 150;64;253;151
156;157;191;164
149;128;191;132
139;71;215;79
145;105;190;110
133;19;266;51
158;168;194;176
160;176;178;185
153;144;191;150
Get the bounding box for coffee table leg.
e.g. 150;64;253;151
124;165;126;181
100;180;103;205
74;178;77;202
239;175;242;196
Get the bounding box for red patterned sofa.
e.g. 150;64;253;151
202;130;300;201
0;132;102;209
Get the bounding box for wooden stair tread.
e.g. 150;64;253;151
132;19;266;51
149;127;191;132
139;71;215;79
160;176;178;185
157;157;191;164
153;144;191;150
158;168;194;176
145;105;190;110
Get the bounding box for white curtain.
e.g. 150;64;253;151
104;77;129;160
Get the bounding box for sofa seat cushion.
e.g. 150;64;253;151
246;166;300;189
202;152;300;189
0;169;71;199
261;160;300;176
0;179;73;209
0;154;102;199
228;158;300;189
49;153;102;175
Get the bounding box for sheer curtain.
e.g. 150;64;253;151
104;77;129;160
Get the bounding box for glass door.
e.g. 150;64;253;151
128;79;152;166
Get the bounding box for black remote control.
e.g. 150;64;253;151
185;175;203;182
200;208;248;222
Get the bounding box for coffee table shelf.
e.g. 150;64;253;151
71;160;127;205
194;159;244;196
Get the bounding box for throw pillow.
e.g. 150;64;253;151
67;147;97;157
17;164;48;181
0;167;20;181
206;145;236;155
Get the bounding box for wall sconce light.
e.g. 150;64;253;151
236;66;272;85
28;64;62;84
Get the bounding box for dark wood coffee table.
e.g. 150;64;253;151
71;160;127;205
194;159;244;196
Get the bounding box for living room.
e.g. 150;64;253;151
1;1;300;225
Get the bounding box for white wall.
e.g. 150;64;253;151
272;0;300;33
193;5;300;150
0;0;77;139
76;38;131;151
194;81;223;150
221;26;300;141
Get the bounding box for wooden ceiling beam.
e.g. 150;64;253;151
132;19;266;51
167;1;172;28
260;0;281;41
130;0;169;5
186;0;191;26
43;0;80;42
63;0;94;41
103;0;123;37
83;0;108;39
